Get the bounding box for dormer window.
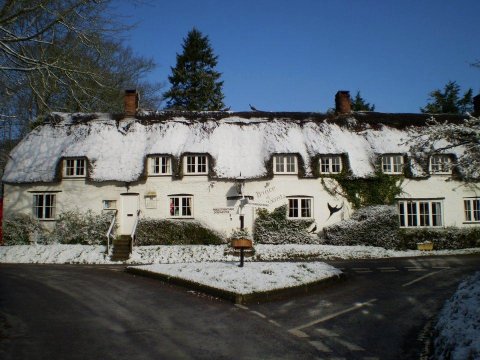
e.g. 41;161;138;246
381;155;404;174
64;158;85;177
319;155;342;174
184;155;208;175
150;156;171;175
273;155;297;174
430;155;452;174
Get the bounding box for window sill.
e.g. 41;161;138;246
463;222;480;225
148;174;172;177
169;217;194;219
36;219;56;222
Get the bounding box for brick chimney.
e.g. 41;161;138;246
124;89;139;116
335;90;351;114
473;94;480;116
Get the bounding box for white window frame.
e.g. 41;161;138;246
102;200;117;210
287;197;313;219
430;155;452;174
464;198;480;223
33;193;56;220
398;199;443;227
319;155;343;174
381;155;404;174
184;155;208;175
150;156;171;175
169;196;193;218
63;158;86;177
273;155;298;174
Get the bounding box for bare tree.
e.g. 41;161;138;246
0;0;162;138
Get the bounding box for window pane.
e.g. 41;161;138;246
321;158;330;173
398;202;405;227
182;197;192;216
407;202;417;226
464;200;472;221
276;156;284;173
286;156;296;173
153;157;160;173
331;157;341;173
393;156;403;173
473;200;480;221
187;156;195;173
288;199;298;217
76;159;85;176
66;159;75;176
198;156;207;173
161;157;169;174
431;202;442;226
382;156;392;173
301;199;311;217
419;202;429;226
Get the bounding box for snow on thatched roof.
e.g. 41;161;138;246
0;112;463;184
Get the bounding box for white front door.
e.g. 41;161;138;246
120;194;139;235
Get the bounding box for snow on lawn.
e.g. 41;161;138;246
433;271;480;360
1;244;479;264
132;262;342;295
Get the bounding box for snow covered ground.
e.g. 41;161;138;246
1;243;479;264
133;262;341;295
433;271;480;360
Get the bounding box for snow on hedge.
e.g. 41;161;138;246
433;271;480;360
1;244;479;265
3;113;423;183
132;262;342;295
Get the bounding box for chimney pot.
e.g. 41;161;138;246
473;94;480;116
124;89;139;116
335;91;351;114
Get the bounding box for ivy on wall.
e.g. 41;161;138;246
321;171;404;209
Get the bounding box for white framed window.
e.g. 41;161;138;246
287;197;313;219
102;200;117;210
184;155;208;174
33;193;56;220
381;155;404;174
464;198;480;222
64;158;85;177
150;156;171;175
273;155;297;174
320;156;342;174
430;155;452;174
169;196;193;217
398;200;443;227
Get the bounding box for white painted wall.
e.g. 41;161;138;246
3;173;479;237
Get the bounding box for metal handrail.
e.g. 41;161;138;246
106;210;117;255
130;209;141;253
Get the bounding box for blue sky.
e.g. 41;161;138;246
116;0;479;112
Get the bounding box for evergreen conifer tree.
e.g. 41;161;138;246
351;91;375;111
163;28;225;111
421;81;473;114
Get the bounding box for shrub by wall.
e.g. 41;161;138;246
253;205;318;244
323;205;400;249
51;210;112;245
135;218;224;245
398;227;480;250
2;214;45;245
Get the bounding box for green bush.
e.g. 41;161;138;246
323;205;400;249
398;227;480;250
253;205;318;244
135;218;224;245
51;210;112;245
2;214;46;245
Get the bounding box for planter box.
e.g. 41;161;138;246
417;241;434;251
231;238;253;249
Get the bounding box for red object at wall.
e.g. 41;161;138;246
0;197;3;245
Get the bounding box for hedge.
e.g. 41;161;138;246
135;218;224;245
